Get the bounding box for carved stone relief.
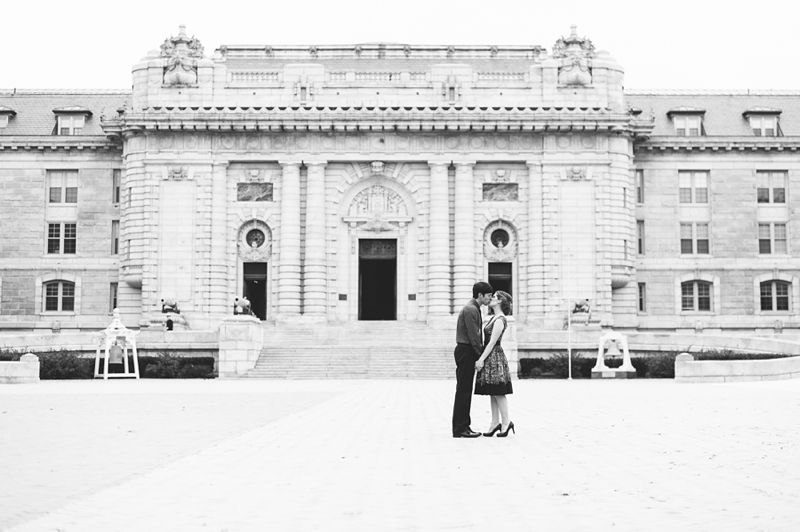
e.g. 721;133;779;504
560;167;592;181
237;183;273;202
483;184;519;201
238;220;272;261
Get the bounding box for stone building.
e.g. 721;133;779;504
1;26;799;345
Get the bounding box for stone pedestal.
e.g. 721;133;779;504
218;316;264;377
0;354;39;384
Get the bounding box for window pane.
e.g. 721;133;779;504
679;188;692;203
681;283;694;310
773;188;785;203
695;188;708;203
697;283;711;311
65;187;78;203
47;223;60;254
757;188;770;203
638;283;646;312
696;224;709;239
776;282;789;311
753;129;762;137
45;283;59;311
681;240;693;254
759;240;771;254
758;224;771;239
64;223;77;254
636;170;644;203
697;240;709;254
49;187;61;203
679;172;692;188
64;223;76;238
680;223;692;239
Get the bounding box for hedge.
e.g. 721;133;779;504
0;348;215;379
519;349;795;379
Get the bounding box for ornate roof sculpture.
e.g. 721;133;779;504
160;25;205;86
553;26;595;87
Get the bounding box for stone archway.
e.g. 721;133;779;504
335;174;420;322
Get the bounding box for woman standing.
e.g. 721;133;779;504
474;291;515;437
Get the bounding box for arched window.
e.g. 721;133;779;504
760;280;790;312
43;281;75;312
681;281;712;312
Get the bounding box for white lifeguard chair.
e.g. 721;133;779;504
94;309;140;379
592;331;636;379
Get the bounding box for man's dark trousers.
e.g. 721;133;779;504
452;343;477;435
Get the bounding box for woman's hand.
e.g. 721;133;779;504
475;360;484;371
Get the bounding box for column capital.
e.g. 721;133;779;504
278;160;303;168
211;160;230;169
304;160;328;168
427;160;451;168
454;160;477;169
525;160;543;169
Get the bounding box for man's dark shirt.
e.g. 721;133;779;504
456;299;483;358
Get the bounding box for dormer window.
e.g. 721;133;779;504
52;107;91;136
0;106;16;129
667;108;706;136
743;108;782;137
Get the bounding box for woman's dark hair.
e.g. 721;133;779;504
472;281;494;299
490;291;513;316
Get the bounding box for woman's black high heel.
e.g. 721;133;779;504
483;424;502;437
497;421;515;437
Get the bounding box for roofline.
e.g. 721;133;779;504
626;89;800;96
0;89;131;96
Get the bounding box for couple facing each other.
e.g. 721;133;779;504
452;281;515;439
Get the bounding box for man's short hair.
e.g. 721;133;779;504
473;281;494;299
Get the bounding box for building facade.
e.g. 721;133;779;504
1;27;799;340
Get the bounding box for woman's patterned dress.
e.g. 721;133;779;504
474;316;513;395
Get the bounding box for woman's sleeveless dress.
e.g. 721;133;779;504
475;316;513;395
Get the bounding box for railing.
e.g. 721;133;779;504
329;72;347;82
477;72;526;82
229;71;281;84
355;72;402;82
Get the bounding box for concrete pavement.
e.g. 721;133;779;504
1;378;799;531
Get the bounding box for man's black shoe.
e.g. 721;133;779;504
453;430;482;438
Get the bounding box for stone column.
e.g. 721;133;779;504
278;161;302;316
304;161;327;317
209;161;229;318
453;161;476;305
427;161;451;319
526;161;545;325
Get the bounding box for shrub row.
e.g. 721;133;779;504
519;349;795;379
0;348;215;379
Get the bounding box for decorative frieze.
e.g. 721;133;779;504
237;183;273;201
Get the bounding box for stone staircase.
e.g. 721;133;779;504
243;321;457;379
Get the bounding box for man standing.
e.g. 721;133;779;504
452;281;494;438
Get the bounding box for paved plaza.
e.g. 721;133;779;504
1;377;799;532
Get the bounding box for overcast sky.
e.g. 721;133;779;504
2;0;798;91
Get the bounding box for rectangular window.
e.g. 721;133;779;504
680;223;693;254
636;170;644;203
47;223;76;254
109;282;118;313
637;221;645;254
681;222;709;254
760;223;787;254
638;283;646;312
112;169;121;204
47;170;78;204
675;115;702;136
750;116;778;137
679;171;708;204
696;223;709;254
56;115;85;136
47;224;61;254
756;171;786;203
111;221;120;255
